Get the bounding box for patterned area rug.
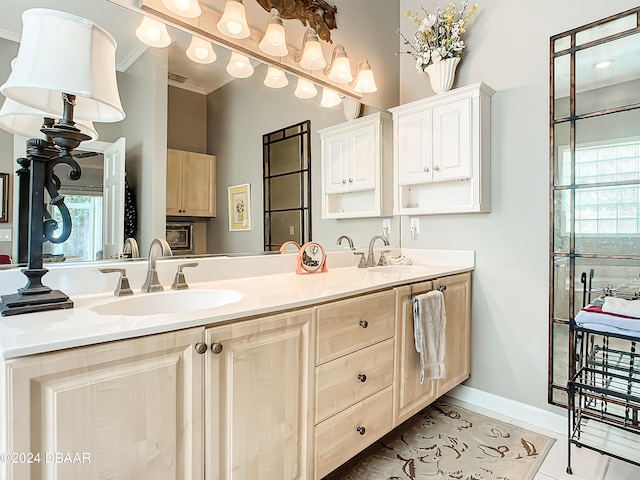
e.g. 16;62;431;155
325;400;555;480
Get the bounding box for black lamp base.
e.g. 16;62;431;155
0;289;73;317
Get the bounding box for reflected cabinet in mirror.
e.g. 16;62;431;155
549;6;640;406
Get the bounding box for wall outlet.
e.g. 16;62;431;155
289;225;295;235
382;218;391;239
409;217;419;240
0;229;11;242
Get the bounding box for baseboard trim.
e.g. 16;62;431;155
446;384;567;435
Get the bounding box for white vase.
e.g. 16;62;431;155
425;57;460;94
343;97;363;120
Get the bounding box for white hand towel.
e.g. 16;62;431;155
602;296;640;318
412;290;447;384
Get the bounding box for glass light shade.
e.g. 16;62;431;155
0;98;99;140
217;0;250;39
320;88;341;107
298;29;326;70
135;16;172;48
294;78;317;99
226;52;254;78
353;59;378;93
326;45;353;83
186;36;216;64
162;0;201;18
264;66;288;88
1;8;125;123
258;9;288;57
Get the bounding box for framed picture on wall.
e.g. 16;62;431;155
228;183;251;231
0;173;8;223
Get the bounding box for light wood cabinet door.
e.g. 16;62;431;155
166;148;184;215
206;309;314;480
166;148;216;217
4;328;205;480
436;272;472;397
393;280;437;426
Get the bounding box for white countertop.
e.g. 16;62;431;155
0;249;474;359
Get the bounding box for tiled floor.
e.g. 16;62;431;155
446;397;640;480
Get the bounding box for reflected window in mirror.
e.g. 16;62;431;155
263;120;311;251
548;6;640;407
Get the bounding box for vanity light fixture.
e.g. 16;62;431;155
264;65;288;88
226;51;254;78
162;0;201;18
294;77;317;99
353;58;378;93
136;16;172;47
320;87;341;107
296;28;326;71
217;0;250;39
186;36;217;64
325;44;353;83
259;9;288;57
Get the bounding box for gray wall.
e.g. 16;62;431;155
398;0;640;413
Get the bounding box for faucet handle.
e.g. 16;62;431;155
99;268;134;297
171;262;199;290
354;251;367;268
377;250;390;267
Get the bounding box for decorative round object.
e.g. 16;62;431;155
425;57;460;94
343;97;362;120
296;242;328;274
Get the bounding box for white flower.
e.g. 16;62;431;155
432;50;442;63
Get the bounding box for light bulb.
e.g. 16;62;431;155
353;59;378;93
162;0;201;18
259;9;288;57
326;45;353;83
320;88;341;107
186;36;216;64
135;17;171;48
297;29;326;71
226;52;254;78
217;0;250;39
294;78;317;99
264;66;288;88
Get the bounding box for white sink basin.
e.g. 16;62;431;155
368;265;432;274
91;289;244;316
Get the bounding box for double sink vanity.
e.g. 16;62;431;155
0;247;473;480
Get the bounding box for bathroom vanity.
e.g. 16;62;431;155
0;249;472;480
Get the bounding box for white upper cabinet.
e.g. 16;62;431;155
391;82;494;215
319;112;392;218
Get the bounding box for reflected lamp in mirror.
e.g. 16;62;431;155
353;58;378;94
325;44;353;83
186;36;217;64
264;66;289;88
162;0;201;18
259;9;288;57
226;52;254;78
217;0;250;39
320;87;342;107
136;16;172;48
296;28;327;71
294;78;317;99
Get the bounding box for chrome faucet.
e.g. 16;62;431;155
122;237;139;259
366;235;390;268
141;238;173;293
336;235;355;250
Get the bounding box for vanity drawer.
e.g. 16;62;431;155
315;386;393;479
316;290;395;364
316;338;394;423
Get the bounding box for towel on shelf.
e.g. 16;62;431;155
602;296;640;319
413;290;447;384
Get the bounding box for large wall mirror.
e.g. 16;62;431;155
549;6;640;407
0;0;400;266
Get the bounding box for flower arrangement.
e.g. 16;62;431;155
400;2;478;72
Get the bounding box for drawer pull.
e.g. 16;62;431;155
194;342;208;354
359;320;368;328
357;373;367;383
211;343;224;354
356;426;366;435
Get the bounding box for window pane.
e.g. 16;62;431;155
553;189;571;253
270;173;302;210
269;211;302;246
552;256;570;320
552;322;570;387
269;136;301;175
553;122;571;186
553;54;570;119
575;13;637;46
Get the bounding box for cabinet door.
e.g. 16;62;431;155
323;132;349;194
432;98;472;181
393;281;438;426
182;152;216;217
206;309;314;480
5;328;205;480
347;123;377;192
166;148;184;215
436;272;472;397
397;109;432;185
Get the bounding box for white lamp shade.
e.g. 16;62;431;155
298;30;326;71
217;0;250;39
320;88;341;107
226;52;254;78
0;97;99;141
259;10;288;57
136;16;172;48
186;36;217;64
264;66;288;88
294;78;317;99
328;56;353;83
354;65;378;93
1;9;125;123
162;0;201;18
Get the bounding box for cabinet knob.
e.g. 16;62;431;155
438;285;447;292
359;320;368;329
356;426;366;435
433;165;440;171
348;178;353;183
423;167;429;172
211;343;223;354
342;179;347;184
194;342;208;354
357;373;367;383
